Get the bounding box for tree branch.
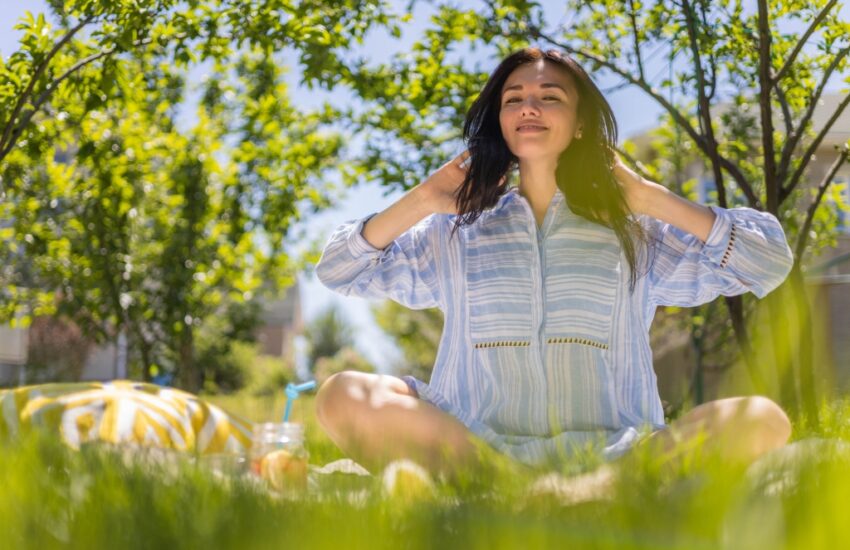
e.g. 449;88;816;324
757;0;779;214
627;0;645;81
0;15;94;153
773;0;838;85
712;152;761;207
781;92;850;202
794;145;849;263
682;0;732;208
698;3;718;101
0;37;153;163
774;82;793;138
777;45;850;189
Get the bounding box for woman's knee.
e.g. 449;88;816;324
713;395;791;455
315;371;404;430
690;396;791;451
745;395;792;449
315;370;363;430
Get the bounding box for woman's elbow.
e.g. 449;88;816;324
755;241;794;298
314;255;345;292
773;238;794;284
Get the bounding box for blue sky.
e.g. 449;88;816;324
0;1;671;372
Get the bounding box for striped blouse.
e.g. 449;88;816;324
315;186;793;468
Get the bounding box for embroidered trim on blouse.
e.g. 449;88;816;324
473;341;531;349
719;223;737;269
546;337;609;350
474;338;610;350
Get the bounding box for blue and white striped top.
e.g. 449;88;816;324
315;186;793;468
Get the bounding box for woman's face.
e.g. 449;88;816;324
498;59;582;163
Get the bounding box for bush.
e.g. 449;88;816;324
194;301;264;394
201;341;297;396
25;316;92;383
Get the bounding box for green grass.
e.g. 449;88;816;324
2;393;850;549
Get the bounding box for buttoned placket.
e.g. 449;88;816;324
514;191;561;429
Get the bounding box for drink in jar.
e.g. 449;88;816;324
250;422;309;492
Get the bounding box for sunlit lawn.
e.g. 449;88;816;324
2;391;849;549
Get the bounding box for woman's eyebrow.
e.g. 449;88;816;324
502;82;568;94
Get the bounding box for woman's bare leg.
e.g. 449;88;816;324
638;395;792;466
527;396;792;505
314;370;511;480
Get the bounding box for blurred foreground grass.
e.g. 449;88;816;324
2;392;850;549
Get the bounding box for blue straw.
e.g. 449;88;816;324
283;380;317;422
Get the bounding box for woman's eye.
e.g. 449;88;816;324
503;95;559;105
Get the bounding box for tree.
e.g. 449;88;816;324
194;300;264;394
0;1;403;390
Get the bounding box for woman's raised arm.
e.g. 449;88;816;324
611;156;793;305
361;151;469;250
314;151;470;310
612;154;716;242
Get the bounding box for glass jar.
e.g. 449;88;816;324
250;422;309;493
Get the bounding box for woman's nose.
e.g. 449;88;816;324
520;97;542;117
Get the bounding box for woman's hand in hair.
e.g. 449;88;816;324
611;154;665;216
416;151;471;215
612;153;716;241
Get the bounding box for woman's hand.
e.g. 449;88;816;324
416;150;471;215
611;154;664;216
611;153;716;240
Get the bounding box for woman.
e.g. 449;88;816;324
313;48;793;484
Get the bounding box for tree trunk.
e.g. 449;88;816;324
132;332;153;383
178;327;199;392
724;294;768;392
689;310;705;404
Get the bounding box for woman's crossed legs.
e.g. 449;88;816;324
315;370;792;487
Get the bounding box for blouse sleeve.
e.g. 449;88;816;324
314;212;445;310
646;206;793;307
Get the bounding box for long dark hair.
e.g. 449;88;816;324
452;47;646;289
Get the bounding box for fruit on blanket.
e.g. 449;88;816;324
259;449;308;491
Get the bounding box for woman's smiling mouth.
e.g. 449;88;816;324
516;124;548;133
